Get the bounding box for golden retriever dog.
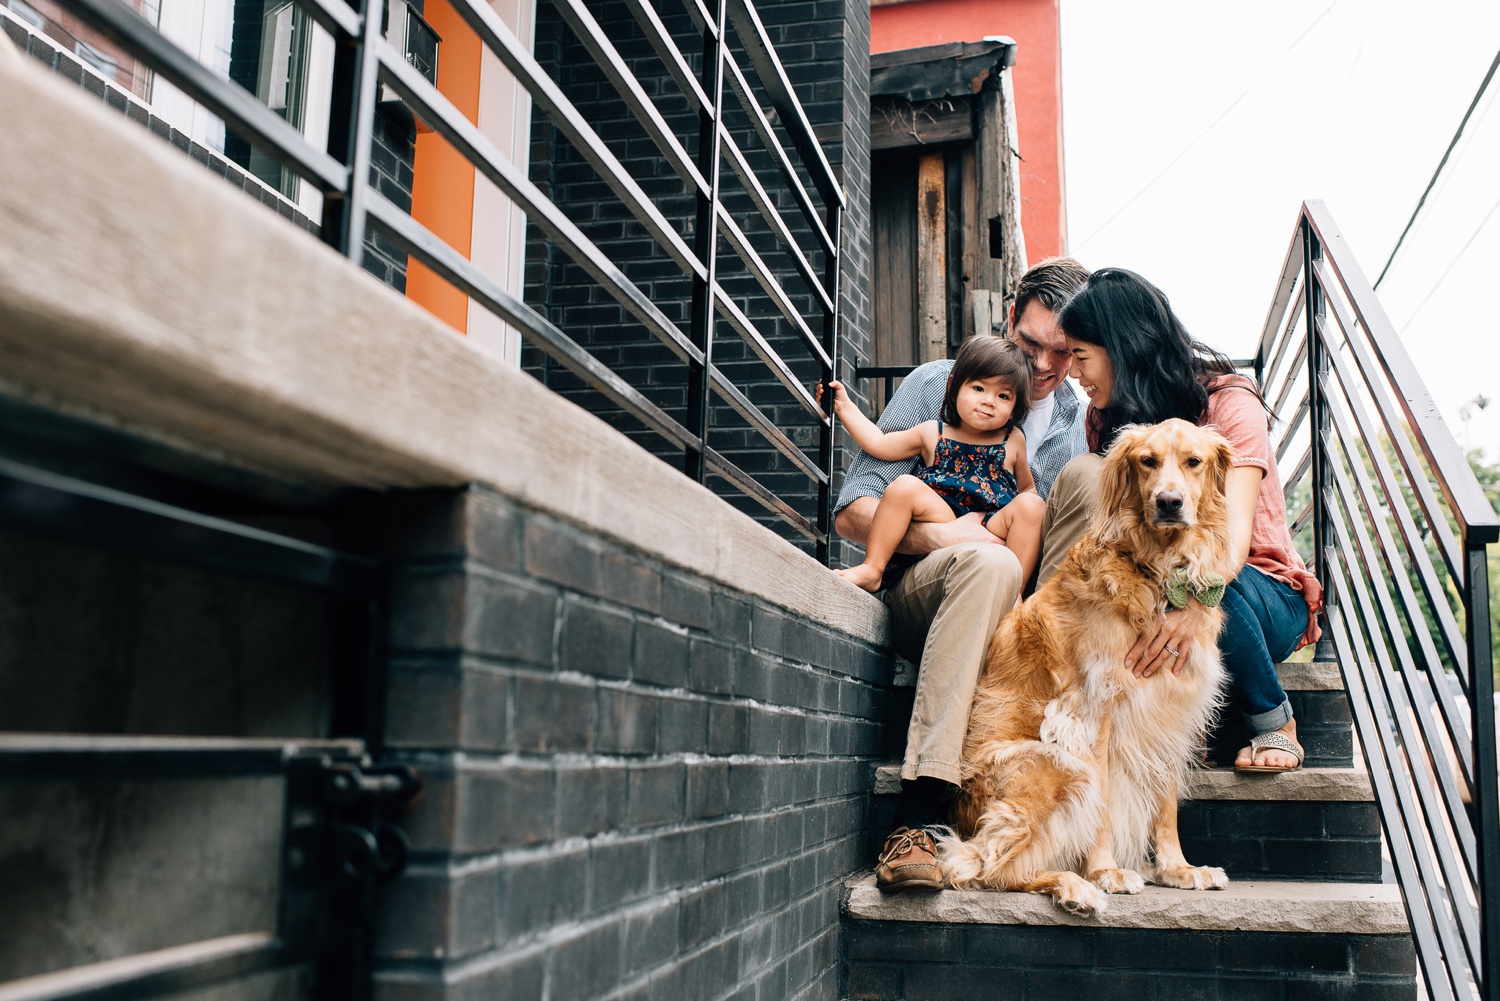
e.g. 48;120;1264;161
937;419;1235;916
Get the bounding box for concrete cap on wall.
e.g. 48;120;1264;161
0;47;889;644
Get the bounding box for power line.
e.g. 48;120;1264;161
1374;45;1500;288
1070;0;1341;255
1397;190;1500;333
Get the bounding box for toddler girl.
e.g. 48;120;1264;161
830;336;1045;592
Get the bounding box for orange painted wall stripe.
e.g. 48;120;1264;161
406;0;482;334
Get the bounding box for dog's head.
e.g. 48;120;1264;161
1096;419;1234;551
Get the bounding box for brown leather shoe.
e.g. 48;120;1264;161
875;827;943;891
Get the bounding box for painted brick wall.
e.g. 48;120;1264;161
371;486;895;1000
522;0;871;561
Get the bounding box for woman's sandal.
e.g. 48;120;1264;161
1234;730;1305;773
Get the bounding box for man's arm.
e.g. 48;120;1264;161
835;497;997;555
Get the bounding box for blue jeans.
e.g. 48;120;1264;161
1219;565;1309;734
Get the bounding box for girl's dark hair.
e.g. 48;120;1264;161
942;335;1032;429
1057;268;1255;449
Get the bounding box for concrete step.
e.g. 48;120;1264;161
872;765;1385;883
871;764;1371;801
842;874;1415;1000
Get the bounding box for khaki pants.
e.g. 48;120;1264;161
886;453;1103;787
1038;452;1103;585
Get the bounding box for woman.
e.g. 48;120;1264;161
1056;268;1321;771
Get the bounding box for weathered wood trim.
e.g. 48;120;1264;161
916;150;947;363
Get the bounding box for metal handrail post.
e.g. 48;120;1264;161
684;0;729;482
1469;536;1500;999
1303;214;1335;660
816;207;842;565
332;0;381;260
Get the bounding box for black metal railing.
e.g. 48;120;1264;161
47;0;845;559
1253;200;1500;1001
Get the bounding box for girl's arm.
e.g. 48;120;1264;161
827;381;934;461
1009;429;1037;495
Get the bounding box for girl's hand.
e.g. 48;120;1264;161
816;379;851;414
1125;606;1204;678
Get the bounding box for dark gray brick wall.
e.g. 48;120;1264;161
522;0;871;557
372;486;892;1000
843;922;1418;1001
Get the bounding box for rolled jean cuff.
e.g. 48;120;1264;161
1246;698;1293;734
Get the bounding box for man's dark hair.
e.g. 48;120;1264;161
1012;256;1091;320
942;335;1033;430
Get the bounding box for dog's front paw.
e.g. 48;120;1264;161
1091;867;1146;895
1052;872;1108;917
1155;864;1229;890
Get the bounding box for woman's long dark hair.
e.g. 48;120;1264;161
1057;268;1250;450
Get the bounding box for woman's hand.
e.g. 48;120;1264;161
817;379;852;416
1126;606;1205;678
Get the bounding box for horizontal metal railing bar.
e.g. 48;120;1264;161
295;0;362;40
1324;396;1475;767
0;458;378;596
705;446;820;542
714;204;828;367
445;0;706;282
1325;445;1478;883
0;734;367;778
621;0;712;114
1313;257;1463;581
1326;582;1467;1001
1263;290;1305;401
724;0;844;208
0;932;283;1001
1270;339;1309;420
58;0;350;194
707;367;826;486
675;0;718;39
548;0;708;196
1317;328;1467;683
1255;222;1306;369
363;192;702;453
375;45;704;369
1290;502;1313;538
712;286;825;421
1303;200;1499;543
1274;390;1310;465
718;129;835;316
1283;445;1312;498
722;51;835;257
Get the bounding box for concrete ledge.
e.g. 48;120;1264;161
872;764;1372;801
0;49;888;644
1279;661;1344;690
843;873;1408;934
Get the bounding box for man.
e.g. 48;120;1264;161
833;257;1091;890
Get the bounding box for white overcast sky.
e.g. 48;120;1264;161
1059;0;1500;462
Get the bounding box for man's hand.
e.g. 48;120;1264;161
1125;605;1209;678
836;498;994;556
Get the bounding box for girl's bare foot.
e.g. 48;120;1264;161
836;563;885;593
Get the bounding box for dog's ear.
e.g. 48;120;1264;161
1207;431;1234;499
1095;424;1149;545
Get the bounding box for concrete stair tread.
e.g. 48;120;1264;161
843;873;1406;934
891;660;1342;689
872;763;1372;801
